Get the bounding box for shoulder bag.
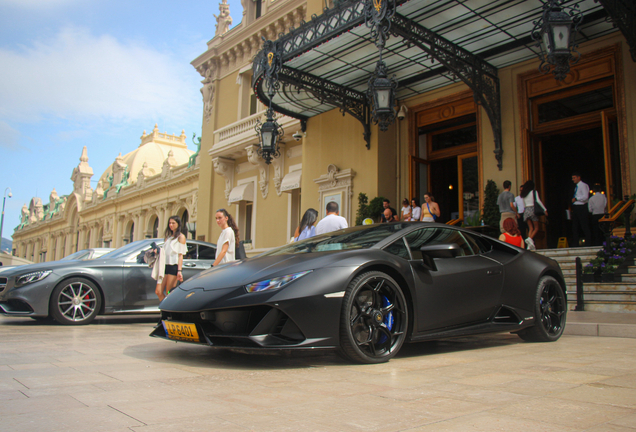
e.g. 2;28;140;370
533;190;546;217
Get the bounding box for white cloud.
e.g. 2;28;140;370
0;27;200;124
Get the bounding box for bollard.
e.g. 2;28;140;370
575;256;584;311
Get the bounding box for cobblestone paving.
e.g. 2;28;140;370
1;315;635;431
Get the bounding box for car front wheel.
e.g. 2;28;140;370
49;278;102;325
518;275;566;342
338;271;408;364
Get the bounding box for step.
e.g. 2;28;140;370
577;283;636;292
549;255;597;264
569;302;636;313
539;247;601;257
619;275;636;283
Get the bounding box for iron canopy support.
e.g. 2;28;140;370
595;0;636;62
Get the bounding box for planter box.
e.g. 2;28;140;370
601;273;615;283
581;274;595;283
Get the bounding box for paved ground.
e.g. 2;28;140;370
1;314;636;432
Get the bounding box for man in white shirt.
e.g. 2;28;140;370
588;183;608;246
571;172;592;247
316;201;348;235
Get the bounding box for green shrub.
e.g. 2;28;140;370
483;180;500;227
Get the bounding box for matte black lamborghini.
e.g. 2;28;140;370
151;223;567;364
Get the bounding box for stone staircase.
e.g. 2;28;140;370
536;246;636;313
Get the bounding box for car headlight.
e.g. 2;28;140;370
245;271;312;293
15;270;52;288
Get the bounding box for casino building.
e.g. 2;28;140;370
194;0;636;251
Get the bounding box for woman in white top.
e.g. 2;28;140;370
410;198;421;222
154;215;187;301
214;209;239;266
400;198;412;221
520;180;548;251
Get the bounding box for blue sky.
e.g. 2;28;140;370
0;0;243;246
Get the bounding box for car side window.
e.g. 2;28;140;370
383;238;411;260
405;228;473;260
198;245;217;260
184;243;198;259
462;232;492;255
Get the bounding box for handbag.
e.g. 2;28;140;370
426;203;438;221
533;191;545;216
144;249;158;268
236;241;247;260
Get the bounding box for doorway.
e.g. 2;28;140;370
539;127;606;248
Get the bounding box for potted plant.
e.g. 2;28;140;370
601;263;617;282
582;263;595;283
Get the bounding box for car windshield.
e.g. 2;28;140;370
261;223;411;256
99;241;154;260
60;250;91;261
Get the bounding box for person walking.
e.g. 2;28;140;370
571;172;592;247
213;209;239;266
588;183;607;246
420;192;440;222
514;186;527;239
499;217;525;249
293;208;318;241
153;215;187;301
520;180;547;251
316;201;348;234
410;198;421;222
497;180;516;233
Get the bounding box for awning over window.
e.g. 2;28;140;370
280;170;302;193
228;183;254;203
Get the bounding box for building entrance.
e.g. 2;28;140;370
538;127;607;248
410;92;481;225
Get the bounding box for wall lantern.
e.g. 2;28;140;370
531;0;582;81
186;221;197;239
254;41;284;164
255;107;283;164
367;61;398;131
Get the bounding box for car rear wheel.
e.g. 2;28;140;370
517;275;566;342
49;278;102;325
338;271;408;364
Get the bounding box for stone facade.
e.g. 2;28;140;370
12;125;200;263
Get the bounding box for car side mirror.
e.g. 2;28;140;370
419;243;461;271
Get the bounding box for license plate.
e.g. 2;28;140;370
162;321;200;343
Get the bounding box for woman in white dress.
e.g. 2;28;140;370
400;198;412;221
214;209;240;266
153;216;187;301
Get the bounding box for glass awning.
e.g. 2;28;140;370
252;0;616;168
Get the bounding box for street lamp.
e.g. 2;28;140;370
531;0;582;81
186;221;197;239
0;187;12;253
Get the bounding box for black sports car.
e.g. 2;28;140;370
151;223;567;363
0;238;216;325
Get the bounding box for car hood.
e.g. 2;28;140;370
182;250;367;291
0;259;92;277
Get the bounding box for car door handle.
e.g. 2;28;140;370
183;262;196;267
487;270;502;276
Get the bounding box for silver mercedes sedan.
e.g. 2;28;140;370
0;238;216;325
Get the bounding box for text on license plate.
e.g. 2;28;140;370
162;321;200;342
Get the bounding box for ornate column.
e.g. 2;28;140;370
114;216;124;248
246;145;269;199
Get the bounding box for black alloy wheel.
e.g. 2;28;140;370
339;271;408;363
49;277;102;325
518;275;566;342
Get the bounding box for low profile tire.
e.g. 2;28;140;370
338;271;408;364
518;275;566;342
49;278;102;325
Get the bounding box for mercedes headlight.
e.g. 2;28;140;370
245;271;312;293
15;270;52;287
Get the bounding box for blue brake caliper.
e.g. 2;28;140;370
378;296;394;344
